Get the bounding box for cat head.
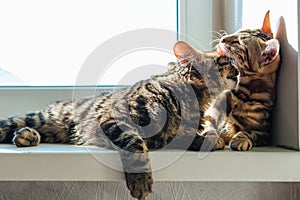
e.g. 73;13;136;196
217;11;280;74
173;41;238;90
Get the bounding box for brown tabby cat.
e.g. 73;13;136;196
201;11;281;151
0;48;236;199
0;11;280;199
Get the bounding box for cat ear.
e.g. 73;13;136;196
261;39;280;67
262;10;273;36
173;41;197;65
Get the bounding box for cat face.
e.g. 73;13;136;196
217;11;280;74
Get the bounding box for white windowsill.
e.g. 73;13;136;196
0;144;299;182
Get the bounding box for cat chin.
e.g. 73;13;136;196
217;44;226;56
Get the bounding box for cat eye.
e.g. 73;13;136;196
220;35;234;43
220;36;240;45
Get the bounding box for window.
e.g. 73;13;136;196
0;0;177;118
242;0;298;51
0;0;177;86
178;0;298;51
1;1;299;150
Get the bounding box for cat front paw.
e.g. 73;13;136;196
213;137;225;150
13;127;41;147
125;172;153;200
229;131;253;151
200;130;225;151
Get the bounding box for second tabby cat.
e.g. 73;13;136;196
168;11;281;152
202;11;281;151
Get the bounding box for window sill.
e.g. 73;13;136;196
0;144;299;182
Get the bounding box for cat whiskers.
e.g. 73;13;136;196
210;38;221;48
211;30;228;38
211;30;228;48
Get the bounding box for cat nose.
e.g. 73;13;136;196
220;38;225;43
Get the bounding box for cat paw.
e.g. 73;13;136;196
213;137;225;150
200;130;225;151
13;127;41;147
201;129;219;137
125;172;153;200
199;135;225;151
229;132;253;151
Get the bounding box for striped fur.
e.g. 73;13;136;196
0;50;236;199
203;11;281;151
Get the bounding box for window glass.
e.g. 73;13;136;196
0;0;177;86
242;0;298;50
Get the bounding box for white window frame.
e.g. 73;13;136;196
177;0;242;50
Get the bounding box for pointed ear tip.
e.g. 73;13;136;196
262;10;273;35
264;10;271;19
